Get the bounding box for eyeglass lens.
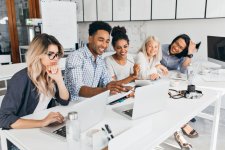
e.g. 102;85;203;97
47;52;61;60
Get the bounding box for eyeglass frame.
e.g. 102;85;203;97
46;51;63;60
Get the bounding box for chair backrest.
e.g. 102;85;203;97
59;57;66;71
0;55;11;65
0;95;4;107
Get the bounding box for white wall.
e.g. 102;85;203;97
78;18;225;61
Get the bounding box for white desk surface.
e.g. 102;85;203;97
169;70;225;90
194;74;225;90
0;87;221;150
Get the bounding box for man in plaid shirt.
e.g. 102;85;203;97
65;21;131;101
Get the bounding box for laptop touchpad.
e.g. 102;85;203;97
123;109;133;117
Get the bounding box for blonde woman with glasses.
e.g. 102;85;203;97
136;36;168;80
0;33;70;130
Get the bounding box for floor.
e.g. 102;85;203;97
0;107;224;150
158;106;225;150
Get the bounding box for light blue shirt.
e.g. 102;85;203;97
65;45;111;101
160;44;186;73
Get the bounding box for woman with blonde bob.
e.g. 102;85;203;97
0;33;70;129
136;36;168;80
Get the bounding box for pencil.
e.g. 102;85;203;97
127;58;134;64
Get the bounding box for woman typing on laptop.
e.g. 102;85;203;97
136;36;168;80
0;34;70;130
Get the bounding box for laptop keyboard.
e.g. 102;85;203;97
53;126;66;138
123;109;133;117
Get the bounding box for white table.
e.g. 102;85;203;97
169;70;225;150
0;87;222;150
0;63;27;81
169;69;225;107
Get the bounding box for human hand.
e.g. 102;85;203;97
46;64;63;83
160;65;169;76
41;112;64;127
188;40;197;54
149;73;160;80
126;91;135;98
133;64;140;77
106;81;132;95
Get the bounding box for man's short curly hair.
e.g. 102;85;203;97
88;21;112;36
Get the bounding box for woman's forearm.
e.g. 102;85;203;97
11;118;44;129
56;79;69;100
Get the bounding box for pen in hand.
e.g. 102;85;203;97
127;58;134;64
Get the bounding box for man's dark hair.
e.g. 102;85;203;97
88;21;112;36
169;34;190;58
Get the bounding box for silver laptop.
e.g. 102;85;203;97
113;80;169;120
40;90;110;140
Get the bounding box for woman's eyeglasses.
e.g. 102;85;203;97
46;52;63;60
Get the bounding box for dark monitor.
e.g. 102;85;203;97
207;36;225;68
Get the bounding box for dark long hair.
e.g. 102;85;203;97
169;34;190;58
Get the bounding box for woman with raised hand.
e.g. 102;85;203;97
105;26;140;84
0;33;70;129
136;36;168;80
161;34;201;73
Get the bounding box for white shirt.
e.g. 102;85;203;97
105;55;134;81
33;93;52;113
135;52;160;79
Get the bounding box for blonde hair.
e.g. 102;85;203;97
139;36;162;61
26;33;64;97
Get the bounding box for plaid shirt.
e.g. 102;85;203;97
65;45;111;101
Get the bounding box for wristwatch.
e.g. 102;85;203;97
186;54;193;58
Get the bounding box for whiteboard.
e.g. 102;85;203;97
41;1;77;49
113;0;130;21
206;0;225;18
152;0;176;19
84;0;97;21
131;0;151;20
177;0;206;19
97;0;112;21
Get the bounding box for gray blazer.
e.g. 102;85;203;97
0;68;70;129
